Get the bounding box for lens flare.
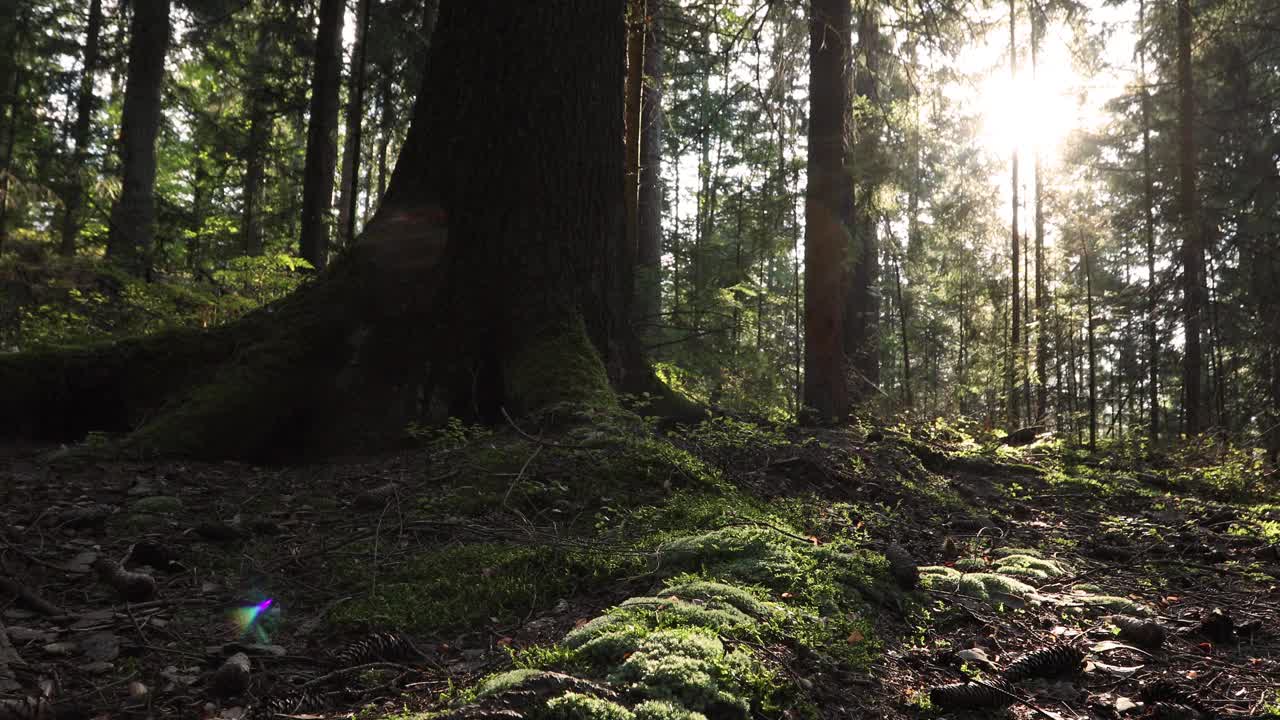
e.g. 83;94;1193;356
231;598;275;642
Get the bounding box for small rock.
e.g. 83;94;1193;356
211;652;252;697
43;641;78;656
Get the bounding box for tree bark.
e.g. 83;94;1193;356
1139;0;1159;444
845;1;880;401
622;0;645;344
0;1;20;253
1;1;687;460
803;0;853;422
336;0;372;250
1082;232;1097;452
242;0;274;257
1007;0;1021;428
1031;3;1047;422
1176;0;1205;435
105;0;170;276
59;0;104;257
635;0;664;332
298;0;345;271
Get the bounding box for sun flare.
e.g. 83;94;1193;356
971;28;1092;164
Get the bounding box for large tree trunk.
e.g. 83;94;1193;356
105;0;170;276
1176;0;1205;435
635;0;663;332
1;1;680;461
298;0;344;271
59;0;104;257
336;0;372;250
803;0;853;422
845;2;880;401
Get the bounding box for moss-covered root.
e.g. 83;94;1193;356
503;316;617;415
0;326;236;444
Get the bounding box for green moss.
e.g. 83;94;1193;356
994;554;1066;578
608;631;755;718
991;547;1044;559
953;557;987;572
476;669;547;698
617;597;757;634
657;579;778;618
504;317;616;415
632;700;707;720
918;567;1035;602
331;542;639;633
1076;595;1152;616
545;693;636;720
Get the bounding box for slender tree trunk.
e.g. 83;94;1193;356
803;0;853;421
336;0;372;250
891;237;913;408
1139;0;1159;444
0;2;21;253
376;71;392;202
242;0;273;257
1031;4;1048;421
189;152;206;271
59;0;104;257
845;2;881;401
106;0;170;277
1083;233;1097;452
1176;0;1204;435
298;0;344;271
635;0;664;331
1007;0;1021;428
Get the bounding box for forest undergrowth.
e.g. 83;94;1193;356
1;412;1277;720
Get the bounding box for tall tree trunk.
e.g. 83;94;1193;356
336;0;372;250
1083;233;1097;452
59;0;104;257
635;0;664;331
845;1;881;400
1176;0;1205;435
1139;0;1159;444
622;0;645;344
803;0;853;422
376;71;392;202
241;0;273;257
106;0;170;277
298;0;345;271
1031;3;1047;421
1007;0;1021;428
891;235;913;408
0;2;21;253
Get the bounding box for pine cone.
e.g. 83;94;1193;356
1145;702;1209;720
928;680;1015;710
884;543;918;590
1107;614;1166;649
1139;680;1209;716
1002;644;1085;682
331;631;421;667
252;690;325;719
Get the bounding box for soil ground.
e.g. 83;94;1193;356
1;420;1277;720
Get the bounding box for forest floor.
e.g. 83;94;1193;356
1;415;1278;720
